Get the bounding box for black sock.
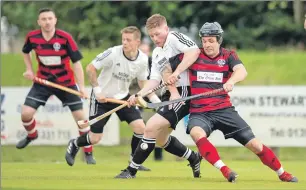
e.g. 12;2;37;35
162;136;196;163
127;137;156;175
131;133;143;156
75;132;92;147
154;147;163;161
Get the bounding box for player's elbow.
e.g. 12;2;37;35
188;48;200;59
242;67;248;79
195;48;201;56
86;64;96;74
240;68;248;81
191;48;200;63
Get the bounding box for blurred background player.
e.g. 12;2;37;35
65;26;159;171
304;13;306;30
169;22;298;183
115;14;202;179
138;41;164;161
17;8;95;164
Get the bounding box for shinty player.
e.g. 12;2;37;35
115;14;202;179
168;22;298;183
18;8;95;164
65;26;157;171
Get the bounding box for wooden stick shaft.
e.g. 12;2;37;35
34;77;88;99
105;98;128;104
88;103;128;125
142;82;167;97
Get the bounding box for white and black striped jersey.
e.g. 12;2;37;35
150;31;198;87
91;45;149;99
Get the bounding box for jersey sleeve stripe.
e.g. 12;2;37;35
172;32;193;47
95;50;112;62
172;32;196;47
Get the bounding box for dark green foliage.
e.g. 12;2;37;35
2;1;305;50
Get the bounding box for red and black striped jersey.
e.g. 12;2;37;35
169;48;242;113
22;29;83;86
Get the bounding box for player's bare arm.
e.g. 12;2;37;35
167;48;200;85
23;53;34;80
136;79;160;97
223;64;248;92
138;80;161;103
304;14;306;30
127;79;160;107
161;64;181;101
86;63;107;103
72;61;88;98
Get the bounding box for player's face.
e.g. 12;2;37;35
201;36;220;57
122;33;140;53
37;11;57;33
148;25;169;47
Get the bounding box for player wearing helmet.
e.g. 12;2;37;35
167;22;298;183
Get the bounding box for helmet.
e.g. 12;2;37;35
199;22;223;44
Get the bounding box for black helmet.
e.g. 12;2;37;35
199;22;223;44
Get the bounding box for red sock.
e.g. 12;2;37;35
257;145;281;171
22;118;37;138
79;127;93;153
196;137;221;165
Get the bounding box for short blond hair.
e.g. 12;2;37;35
146;14;167;30
120;26;141;40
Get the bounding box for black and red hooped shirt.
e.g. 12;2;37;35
169;48;242;113
22;29;83;86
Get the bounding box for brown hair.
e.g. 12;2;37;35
146;14;167;30
120;26;141;40
38;8;56;16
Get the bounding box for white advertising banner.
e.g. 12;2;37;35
1;86;306;147
1;87;120;146
171;86;306;147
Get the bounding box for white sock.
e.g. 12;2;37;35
276;167;284;176
213;160;226;170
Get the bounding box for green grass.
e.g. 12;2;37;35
2;160;306;190
2;143;305;189
238;50;306;85
2;145;306;163
2;50;306;86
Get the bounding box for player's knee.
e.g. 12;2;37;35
234;127;259;151
144;125;156;137
133;127;144;135
21;105;36;121
144;123;160;138
190;126;207;142
144;114;169;138
245;138;263;154
71;109;86;121
129;120;145;134
88;132;103;145
156;135;169;147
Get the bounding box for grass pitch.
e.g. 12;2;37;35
1;145;305;190
2;161;305;190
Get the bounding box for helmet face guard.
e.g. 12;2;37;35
199;22;223;44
